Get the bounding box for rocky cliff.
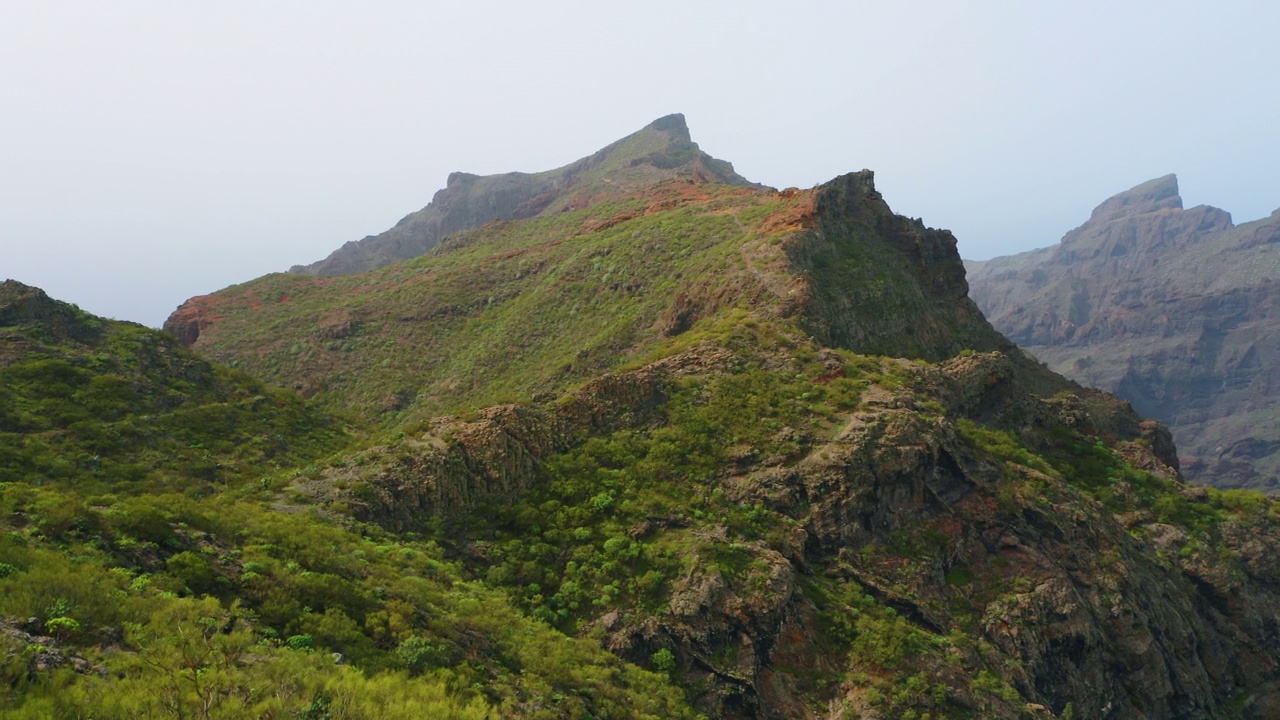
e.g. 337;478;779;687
967;175;1280;491
288;113;761;277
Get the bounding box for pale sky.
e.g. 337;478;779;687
3;1;1277;327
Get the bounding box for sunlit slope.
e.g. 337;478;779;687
169;172;1009;427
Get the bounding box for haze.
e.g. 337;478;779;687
3;1;1276;328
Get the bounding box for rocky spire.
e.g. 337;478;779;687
1086;173;1182;224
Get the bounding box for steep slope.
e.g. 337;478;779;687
161;135;1280;718
0;284;702;718
286;113;760;278
967;175;1280;491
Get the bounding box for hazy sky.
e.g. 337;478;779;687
4;1;1277;327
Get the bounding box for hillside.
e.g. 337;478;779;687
167;171;1011;428
0;279;350;492
10;122;1280;717
286;114;760;278
0;281;702;718
156;127;1280;718
966;175;1280;491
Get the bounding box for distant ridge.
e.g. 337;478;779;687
968;175;1280;491
289;114;763;276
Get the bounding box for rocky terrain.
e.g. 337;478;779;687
5;121;1280;718
967;175;1280;491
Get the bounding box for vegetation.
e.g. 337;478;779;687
456;343;866;631
178;182;792;427
5;152;1279;719
0;285;698;719
0;293;350;494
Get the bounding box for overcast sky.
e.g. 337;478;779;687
3;1;1277;327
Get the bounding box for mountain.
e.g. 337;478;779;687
168;170;1012;428
966;175;1280;491
10;122;1280;718
158;125;1280;719
287;113;761;277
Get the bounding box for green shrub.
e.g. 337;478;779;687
651;648;676;673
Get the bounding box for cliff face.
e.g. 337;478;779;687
789;171;1010;360
288;113;761;277
968;175;1280;491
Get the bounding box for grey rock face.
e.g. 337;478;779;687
968;175;1280;490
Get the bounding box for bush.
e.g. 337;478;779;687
286;634;316;652
165;552;219;596
651;648;676;673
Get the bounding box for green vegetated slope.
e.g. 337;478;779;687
0;280;349;494
157;162;1280;717
286;113;760;278
967;174;1280;491
10;126;1280;718
168;172;1007;430
312;313;1280;719
0;283;700;719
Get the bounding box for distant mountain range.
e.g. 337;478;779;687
967;174;1280;491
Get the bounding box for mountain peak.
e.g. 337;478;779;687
2;279;68;326
646;113;691;141
1087;173;1182;224
288;114;759;276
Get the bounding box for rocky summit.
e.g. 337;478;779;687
6;120;1280;719
967;175;1280;492
288;113;760;277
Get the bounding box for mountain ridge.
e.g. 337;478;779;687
967;175;1280;491
157;127;1280;716
287;113;762;277
166;169;1016;427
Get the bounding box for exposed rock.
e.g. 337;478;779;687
1;620;104;678
786;171;1011;361
968;175;1280;490
288;114;763;277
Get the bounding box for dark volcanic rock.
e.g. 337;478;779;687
968;175;1280;491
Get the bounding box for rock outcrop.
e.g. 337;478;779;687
967;175;1280;491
